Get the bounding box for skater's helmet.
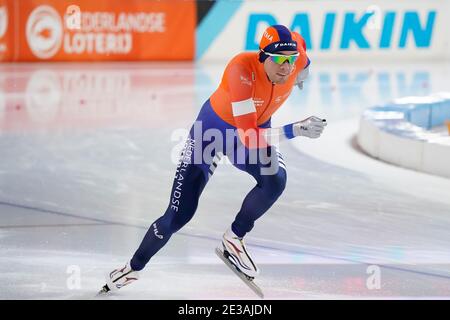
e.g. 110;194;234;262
259;25;298;63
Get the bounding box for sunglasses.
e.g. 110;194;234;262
263;51;299;65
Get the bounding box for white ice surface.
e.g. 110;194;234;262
0;61;449;299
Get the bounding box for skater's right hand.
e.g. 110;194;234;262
293;116;327;139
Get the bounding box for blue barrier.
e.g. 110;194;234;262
366;94;450;135
358;93;450;179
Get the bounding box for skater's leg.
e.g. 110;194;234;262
102;99;228;292
231;147;287;238
102;160;209;292
219;147;286;278
130;99;229;271
130;163;208;271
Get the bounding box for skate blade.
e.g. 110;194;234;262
215;247;264;299
96;285;110;296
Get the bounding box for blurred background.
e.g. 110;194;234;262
0;0;449;300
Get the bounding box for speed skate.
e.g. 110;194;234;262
215;247;264;299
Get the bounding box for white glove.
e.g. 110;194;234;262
293;116;327;139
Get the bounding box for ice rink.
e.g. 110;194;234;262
1;61;450;299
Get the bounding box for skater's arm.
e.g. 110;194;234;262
232;106;326;147
228;64;270;149
263;117;327;145
228;62;325;148
228;64;301;148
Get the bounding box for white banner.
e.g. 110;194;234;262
199;0;450;61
